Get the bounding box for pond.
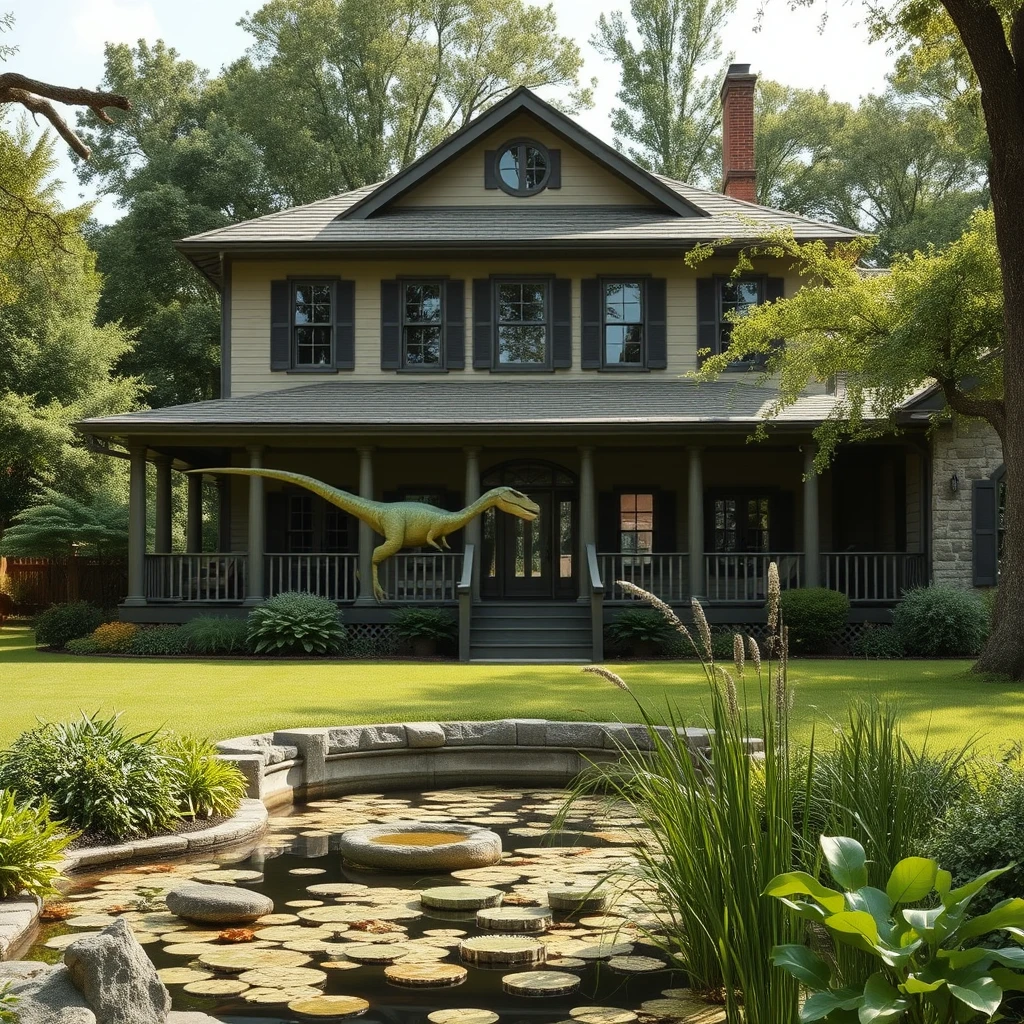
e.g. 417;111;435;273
27;787;713;1024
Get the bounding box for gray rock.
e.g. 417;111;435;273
216;733;298;765
328;724;407;753
2;963;95;1023
165;883;273;924
339;822;502;871
441;720;517;746
64;918;170;1024
167;1014;223;1023
404;722;446;748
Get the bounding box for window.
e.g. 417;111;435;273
402;281;443;367
293;282;333;366
495;140;550;196
712;494;771;552
496;280;548;365
718;277;762;355
287;495;315;552
620;493;654;559
604;280;644;367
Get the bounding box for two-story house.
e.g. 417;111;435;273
80;65;990;661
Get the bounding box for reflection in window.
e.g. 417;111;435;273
497;281;547;364
496;141;549;195
294;283;333;366
604;281;644;366
620;493;654;563
713;494;771;552
559;500;573;578
718;278;762;355
402;282;442;366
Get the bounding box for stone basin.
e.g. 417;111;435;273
339;822;502;871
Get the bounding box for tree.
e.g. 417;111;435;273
592;0;736;184
0;487;128;557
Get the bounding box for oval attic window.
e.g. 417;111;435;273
495;140;550;196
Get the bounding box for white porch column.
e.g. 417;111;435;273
124;446;148;606
356;447;376;604
464;447;482;600
688;446;705;598
578;446;596;599
186;471;204;554
244;445;266;605
154;455;173;554
803;442;821;587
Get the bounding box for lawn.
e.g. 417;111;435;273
1;626;1020;751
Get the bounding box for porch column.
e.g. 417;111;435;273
578;446;596;598
803;442;821;587
124;446;148;606
244;445;266;605
186;471;204;553
464;447;482;600
688;446;705;597
356;446;376;604
154;455;173;554
217;476;232;552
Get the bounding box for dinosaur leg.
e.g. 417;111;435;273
372;535;405;602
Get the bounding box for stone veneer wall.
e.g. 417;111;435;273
931;418;1004;589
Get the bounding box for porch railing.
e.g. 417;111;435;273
380;552;463;603
705;552;805;603
144;554;247;602
600;552;690;603
265;553;358;602
821;552;926;604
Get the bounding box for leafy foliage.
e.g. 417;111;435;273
389;607;457;643
127;625;190;656
852;624;906;659
606;608;675;654
89;621;138;653
0;789;72;899
160;734;246;819
246;591;346;655
65;635;102;655
0;486;128;556
180;615;250;655
0;983;15;1024
780;588;850;655
33;601;103;649
894;586;990;657
767;834;1024;1022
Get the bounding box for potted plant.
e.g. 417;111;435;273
605;607;674;659
391;608;457;658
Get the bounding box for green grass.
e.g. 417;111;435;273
1;626;1020;751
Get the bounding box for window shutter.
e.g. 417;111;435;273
484;151;498;189
581;278;601;370
766;277;785;303
552;278;572;368
270;280;291;370
380;280;401;370
775;491;795;551
597;492;619;552
973;478;998;586
696;278;717;366
445;280;466;369
654;490;676;552
548;150;562;189
265;492;288;553
647;278;668;369
333;279;355;370
473;279;493;369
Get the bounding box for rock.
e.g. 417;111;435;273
165;883;273;924
215;733;298;765
404;722;446;748
63;918;170;1024
441;721;517;746
167;1015;224;1024
2;963;96;1023
327;724;407;754
339;823;502;872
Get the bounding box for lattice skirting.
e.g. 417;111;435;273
343;623;402;657
655;620;871;657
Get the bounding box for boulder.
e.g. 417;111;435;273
63;918;170;1024
2;962;96;1023
167;1014;223;1023
165;882;273;924
404;722;446;748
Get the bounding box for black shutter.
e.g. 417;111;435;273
484;151;498;189
552;278;572;369
270;280;291;370
581;278;601;369
445;490;464;551
696;278;718;366
334;279;355;370
548;150;562;189
973;478;998;586
775;491;796;552
445;280;466;369
265;492;288;553
654;490;676;552
647;277;668;369
598;492;619;553
473;279;493;369
380;280;401;370
766;277;784;303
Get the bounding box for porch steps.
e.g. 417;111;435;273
469;601;593;662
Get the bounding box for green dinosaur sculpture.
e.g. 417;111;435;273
193;468;540;602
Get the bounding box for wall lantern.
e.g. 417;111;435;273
950;472;960;495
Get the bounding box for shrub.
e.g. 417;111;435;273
0;983;15;1024
246;592;345;655
851;624;905;659
0;789;73;898
180;616;250;655
33;601;103;649
89;621;138;653
779;587;849;654
66;635;102;655
128;625;190;656
605;608;675;655
893;585;990;657
161;735;247;819
390;608;458;643
0;713;179;840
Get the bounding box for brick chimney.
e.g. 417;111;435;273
720;62;758;203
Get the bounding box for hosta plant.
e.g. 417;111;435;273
246;592;345;655
766;834;1024;1022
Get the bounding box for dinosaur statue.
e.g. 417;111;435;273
191;467;540;602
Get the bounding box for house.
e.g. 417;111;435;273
77;64;1003;661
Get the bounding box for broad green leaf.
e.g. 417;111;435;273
859;973;909;1023
960;898;1024;941
940;947;992;970
771;945;832;989
944;866;1014;909
826;910;882;952
948;977;1002;1016
990;967;1024;993
901;976;946;994
847;887;894;940
822;836;869;892
800;990;864;1023
764;871;846;913
886;857;937;905
781;897;828;923
935;869;952;902
991;949;1024;970
902;906;942;937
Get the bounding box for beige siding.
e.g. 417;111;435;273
230;257;816;396
395;114;655;208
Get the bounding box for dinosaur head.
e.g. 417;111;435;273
491;487;540;521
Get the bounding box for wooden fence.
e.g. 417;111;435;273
0;556;129;613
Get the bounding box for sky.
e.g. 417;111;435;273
6;0;895;222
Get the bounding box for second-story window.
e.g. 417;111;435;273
293;282;333;367
402;281;443;367
603;280;644;367
717;278;762;355
496;280;548;366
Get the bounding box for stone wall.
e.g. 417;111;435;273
931;419;1003;588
